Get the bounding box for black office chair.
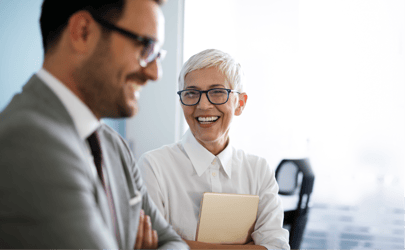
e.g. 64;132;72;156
275;158;315;249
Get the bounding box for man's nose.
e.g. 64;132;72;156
142;59;161;81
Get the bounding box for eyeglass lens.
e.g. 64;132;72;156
91;15;164;67
140;43;166;67
180;89;229;105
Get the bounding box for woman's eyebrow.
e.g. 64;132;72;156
185;84;225;90
209;84;226;88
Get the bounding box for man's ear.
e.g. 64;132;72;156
234;93;248;116
68;11;99;54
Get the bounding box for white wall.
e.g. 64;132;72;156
126;0;185;159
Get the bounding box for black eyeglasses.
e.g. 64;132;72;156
91;15;166;67
177;88;241;106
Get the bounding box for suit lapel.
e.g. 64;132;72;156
98;128;125;248
97;124;142;249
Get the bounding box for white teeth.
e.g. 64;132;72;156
132;84;142;92
197;116;219;122
132;84;142;99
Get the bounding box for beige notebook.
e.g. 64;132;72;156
195;192;259;244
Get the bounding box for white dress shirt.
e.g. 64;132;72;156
36;68;100;178
138;129;290;250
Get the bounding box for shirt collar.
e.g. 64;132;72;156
36;68;100;139
216;140;233;178
181;129;233;178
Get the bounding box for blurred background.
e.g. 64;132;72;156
1;0;404;248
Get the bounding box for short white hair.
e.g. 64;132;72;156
178;49;244;92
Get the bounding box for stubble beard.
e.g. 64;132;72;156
75;36;134;119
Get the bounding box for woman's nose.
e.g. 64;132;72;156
197;92;213;109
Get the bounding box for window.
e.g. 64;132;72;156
183;1;404;247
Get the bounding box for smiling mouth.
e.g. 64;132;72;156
196;116;220;124
131;84;142;99
131;83;142;91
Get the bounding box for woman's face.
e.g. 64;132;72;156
181;67;247;153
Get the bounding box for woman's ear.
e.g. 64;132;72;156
235;93;248;116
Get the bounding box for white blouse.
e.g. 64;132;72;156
138;129;290;249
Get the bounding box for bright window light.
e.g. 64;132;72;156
183;0;405;207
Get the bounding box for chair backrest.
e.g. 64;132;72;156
275;158;315;249
275;158;315;211
276;161;300;195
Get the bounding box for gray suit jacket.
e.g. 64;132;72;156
0;75;188;249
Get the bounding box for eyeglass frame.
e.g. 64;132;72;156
177;88;241;106
90;14;166;68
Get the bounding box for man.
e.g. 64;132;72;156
0;0;188;249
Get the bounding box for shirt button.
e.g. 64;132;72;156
212;172;217;177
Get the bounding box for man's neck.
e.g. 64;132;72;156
42;58;101;120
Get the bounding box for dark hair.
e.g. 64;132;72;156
40;0;125;54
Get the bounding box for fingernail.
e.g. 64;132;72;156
140;209;144;215
147;215;151;225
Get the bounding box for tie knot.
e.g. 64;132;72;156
87;131;101;151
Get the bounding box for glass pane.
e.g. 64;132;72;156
184;0;405;248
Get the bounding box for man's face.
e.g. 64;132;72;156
77;0;165;118
182;67;241;150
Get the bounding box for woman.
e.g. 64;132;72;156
138;49;289;249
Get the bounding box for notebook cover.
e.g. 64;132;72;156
195;192;259;244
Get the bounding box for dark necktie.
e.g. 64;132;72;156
87;131;120;245
87;131;104;185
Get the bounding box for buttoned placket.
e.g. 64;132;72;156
209;157;222;193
